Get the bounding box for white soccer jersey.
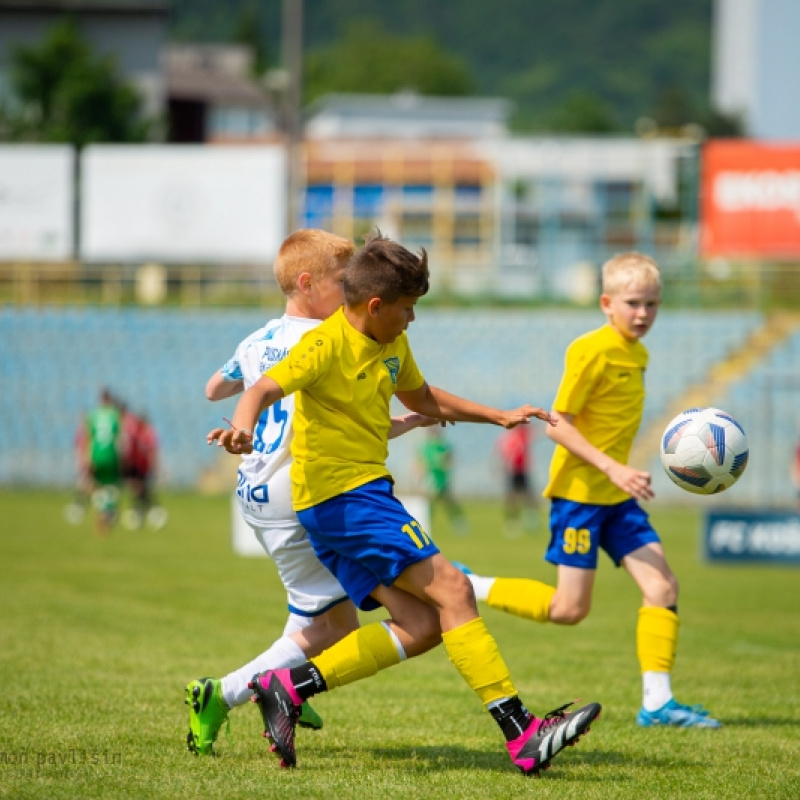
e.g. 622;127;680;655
220;314;321;526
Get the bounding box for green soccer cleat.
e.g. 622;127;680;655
185;677;230;756
298;701;323;730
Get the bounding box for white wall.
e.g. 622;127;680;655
0;145;74;261
80;145;287;264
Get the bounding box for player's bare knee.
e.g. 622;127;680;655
643;574;678;607
431;565;477;615
451;569;479;614
556;607;590;625
667;573;679;606
549;598;590;625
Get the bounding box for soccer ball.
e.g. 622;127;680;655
660;407;749;495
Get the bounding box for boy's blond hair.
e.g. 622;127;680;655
601;252;662;295
273;229;354;296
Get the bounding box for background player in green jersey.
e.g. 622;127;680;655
418;426;469;534
85;387;123;534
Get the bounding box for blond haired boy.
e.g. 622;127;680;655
464;251;720;728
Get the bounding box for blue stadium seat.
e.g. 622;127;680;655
0;306;778;502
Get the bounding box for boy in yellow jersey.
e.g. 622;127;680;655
187;229;441;756
208;231;601;775
461;252;720;729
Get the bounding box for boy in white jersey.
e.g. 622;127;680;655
459;252;720;729
187;230;437;756
208;231;602;776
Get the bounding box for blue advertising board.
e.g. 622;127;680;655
704;509;800;564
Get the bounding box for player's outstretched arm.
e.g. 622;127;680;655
396;383;557;428
547;412;654;501
205;370;244;401
206;376;285;455
388;413;451;440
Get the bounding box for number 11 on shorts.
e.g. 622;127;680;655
402;520;431;549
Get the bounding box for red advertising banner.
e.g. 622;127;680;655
701;140;800;258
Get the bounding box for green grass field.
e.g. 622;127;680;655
1;489;799;799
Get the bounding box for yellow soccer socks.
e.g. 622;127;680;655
637;606;679;711
309;621;403;690
287;616;518;711
637;606;679;672
442;617;517;706
485;578;556;624
443;617;536;742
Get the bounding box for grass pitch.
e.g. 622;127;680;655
1;489;799;799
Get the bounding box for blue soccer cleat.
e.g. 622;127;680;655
637;698;721;728
451;560;473;575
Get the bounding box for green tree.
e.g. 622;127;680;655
0;18;150;146
700;107;742;138
304;19;474;102
234;0;270;76
651;85;697;129
649;84;743;138
546;89;619;133
169;0;716;133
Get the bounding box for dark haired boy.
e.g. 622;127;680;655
208;232;601;775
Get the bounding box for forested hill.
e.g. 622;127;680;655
170;0;715;133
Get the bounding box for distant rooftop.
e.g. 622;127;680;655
165;44;270;107
0;0;167;12
304;92;512;140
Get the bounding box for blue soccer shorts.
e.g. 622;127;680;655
297;478;439;611
545;497;660;569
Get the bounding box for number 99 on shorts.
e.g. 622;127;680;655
562;527;591;555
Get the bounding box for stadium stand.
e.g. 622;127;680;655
0;306;775;502
0;307;278;487
714;327;800;507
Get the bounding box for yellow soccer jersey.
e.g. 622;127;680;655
266;307;425;510
544;324;648;505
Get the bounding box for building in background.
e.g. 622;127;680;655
479;136;698;300
0;0;168;121
304;92;511;140
165;44;278;143
712;0;800;139
302;93;698;300
0;13;700;300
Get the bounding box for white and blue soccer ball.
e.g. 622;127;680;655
660;407;749;495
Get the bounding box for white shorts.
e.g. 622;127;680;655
237;466;347;616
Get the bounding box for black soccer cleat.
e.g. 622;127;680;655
506;700;602;776
249;669;302;768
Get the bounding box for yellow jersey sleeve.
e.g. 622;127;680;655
266;329;333;395
552;337;605;416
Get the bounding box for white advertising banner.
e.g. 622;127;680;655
0;145;74;261
81;145;287;263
